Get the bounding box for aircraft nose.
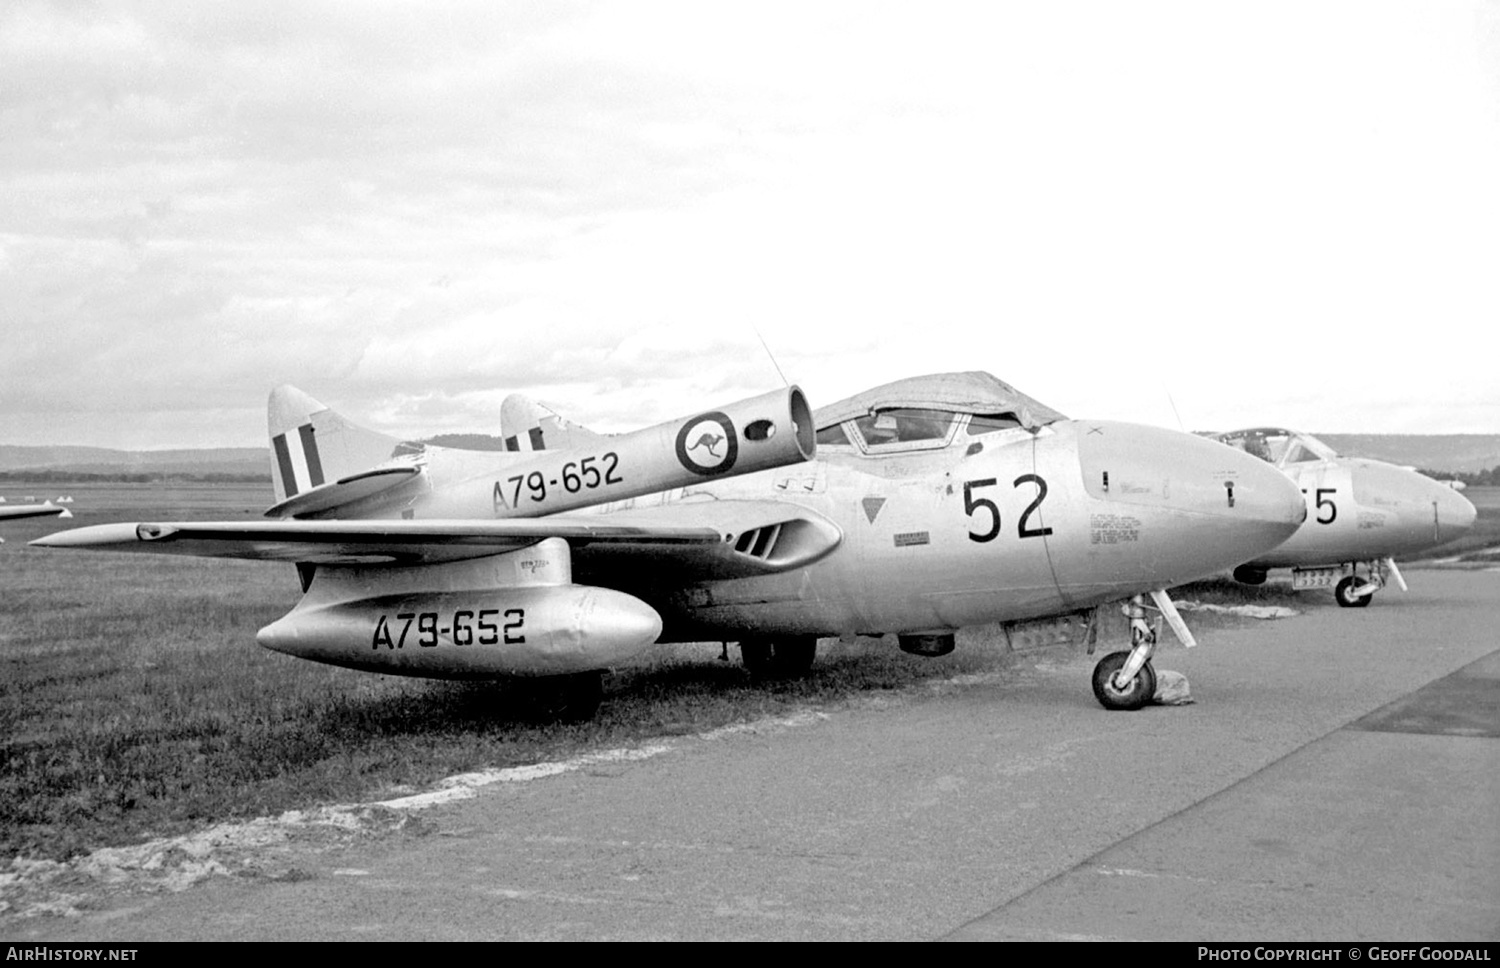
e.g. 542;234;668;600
1350;462;1478;550
1071;421;1306;582
1433;481;1477;544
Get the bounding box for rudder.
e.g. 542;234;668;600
499;394;604;453
268;386;402;503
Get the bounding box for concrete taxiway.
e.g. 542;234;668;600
5;570;1498;941
946;648;1500;940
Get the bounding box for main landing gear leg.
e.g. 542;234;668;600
1091;594;1159;711
523;670;605;722
740;636;818;680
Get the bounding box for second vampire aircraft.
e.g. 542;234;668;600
36;373;1307;715
1212;427;1477;607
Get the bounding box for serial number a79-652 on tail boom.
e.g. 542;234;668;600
35;372;1307;718
263;384;815;523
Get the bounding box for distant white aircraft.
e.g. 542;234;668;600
0;501;72;522
1212;427;1477;606
0;500;71;541
36;374;1306;715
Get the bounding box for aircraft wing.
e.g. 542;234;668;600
31;500;842;579
0;502;72;522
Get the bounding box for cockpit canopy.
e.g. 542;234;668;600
812;372;1066;455
1212;427;1338;469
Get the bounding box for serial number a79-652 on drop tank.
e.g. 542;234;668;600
372;608;526;650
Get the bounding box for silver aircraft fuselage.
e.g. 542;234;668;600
580;415;1307;642
1213;427;1476;572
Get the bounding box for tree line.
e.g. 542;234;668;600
0;470;271;484
1419;466;1500;487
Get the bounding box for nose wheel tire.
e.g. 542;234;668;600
1334;576;1373;608
1091;651;1157;711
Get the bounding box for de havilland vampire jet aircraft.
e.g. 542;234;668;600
1212;427;1477;607
35;373;1307;715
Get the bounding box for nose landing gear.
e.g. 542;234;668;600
1333;575;1373;608
1334;557;1406;608
1092;648;1157;710
1091;591;1193;711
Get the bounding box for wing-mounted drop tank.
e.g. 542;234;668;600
257;537;662;677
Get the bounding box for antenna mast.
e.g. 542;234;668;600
754;326;790;387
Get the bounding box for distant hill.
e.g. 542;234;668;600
422;433;509;451
0;445;269;479
0;436;511;481
1311;435;1500;475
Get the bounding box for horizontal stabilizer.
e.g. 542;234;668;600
263;464;421;518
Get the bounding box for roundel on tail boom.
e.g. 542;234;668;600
675;411;739;476
670;386;814;478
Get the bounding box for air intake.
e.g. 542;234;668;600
732;523;783;560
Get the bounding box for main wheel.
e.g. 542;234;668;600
1334;576;1372;608
524;670;605;722
1091;651;1157;711
740;636;817;679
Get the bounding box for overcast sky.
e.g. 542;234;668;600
3;1;1497;449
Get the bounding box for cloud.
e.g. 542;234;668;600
1;2;1497;447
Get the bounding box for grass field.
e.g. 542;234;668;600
3;482;1495;864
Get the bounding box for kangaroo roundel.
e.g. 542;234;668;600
675;411;738;476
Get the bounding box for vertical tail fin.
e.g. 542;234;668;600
499;394;605;453
268;386;402;503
